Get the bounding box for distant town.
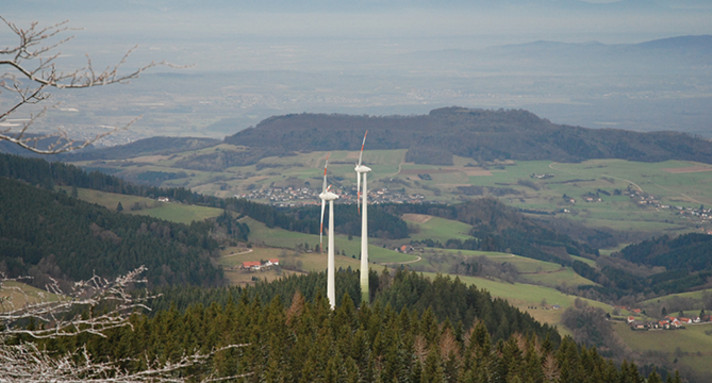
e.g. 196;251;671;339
235;186;427;207
231;181;711;233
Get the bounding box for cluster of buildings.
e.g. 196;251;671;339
237;186;316;206
235;186;426;207
627;314;711;331
626;186;712;230
240;259;280;271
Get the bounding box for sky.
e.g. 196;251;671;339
3;0;712;141
6;0;712;72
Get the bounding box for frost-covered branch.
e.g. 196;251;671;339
1;266;152;338
0;342;251;383
0;267;251;382
0;16;166;154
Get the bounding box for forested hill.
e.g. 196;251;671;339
44;269;674;382
618;233;712;271
225;107;712;165
0;176;224;288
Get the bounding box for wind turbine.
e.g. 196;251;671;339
319;154;338;309
354;131;371;305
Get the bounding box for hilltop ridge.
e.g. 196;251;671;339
224;107;712;166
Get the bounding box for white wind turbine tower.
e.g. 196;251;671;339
354;131;371;305
319;154;339;309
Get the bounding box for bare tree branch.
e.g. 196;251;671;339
0;16;166;154
1;266;153;339
1;267;251;382
0;342;252;383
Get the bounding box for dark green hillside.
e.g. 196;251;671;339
0;177;223;287
386;199;598;265
572;233;712;300
225;107;712;165
39;270;677;383
619;233;712;271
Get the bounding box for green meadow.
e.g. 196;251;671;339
613;321;712;381
403;214;474;242
137;204;223;224
241;217;417;265
0;281;62;312
70;187;223;224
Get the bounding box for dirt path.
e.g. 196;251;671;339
222;248;253;258
380;255;422;266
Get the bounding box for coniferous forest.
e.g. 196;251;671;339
30;270;677;383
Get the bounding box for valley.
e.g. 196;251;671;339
3;3;712;379
67;149;712;239
3;106;712;380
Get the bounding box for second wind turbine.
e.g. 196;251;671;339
319;154;338;309
354;131;371;305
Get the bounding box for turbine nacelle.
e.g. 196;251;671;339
319;190;339;201
354;164;372;174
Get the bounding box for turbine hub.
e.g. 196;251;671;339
319;191;339;201
355;165;371;173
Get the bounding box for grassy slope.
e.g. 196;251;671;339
241;217;417;265
70;187;223;224
613;321;712;381
0;281;62;313
403;214;474;242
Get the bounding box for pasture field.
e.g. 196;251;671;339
69;187;161;211
69;187;223;224
427;272;609;329
403;214;474;242
136;204;223;224
241;217;418;265
413;248;596;289
519;267;595;289
613;321;712;381
216;247;306;286
0;281;62;313
217;245;360;274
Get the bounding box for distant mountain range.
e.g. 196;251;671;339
409;35;712;75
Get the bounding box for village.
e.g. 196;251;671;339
626;313;712;331
235;186;427;207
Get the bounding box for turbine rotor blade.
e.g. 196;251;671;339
356;131;367;212
358;130;368;166
320;199;326;252
319;153;330;252
322;154;330;192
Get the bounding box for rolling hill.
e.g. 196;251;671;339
223;107;712;166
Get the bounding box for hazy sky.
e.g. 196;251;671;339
5;0;712;72
3;0;712;140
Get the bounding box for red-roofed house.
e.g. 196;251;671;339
242;261;262;270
